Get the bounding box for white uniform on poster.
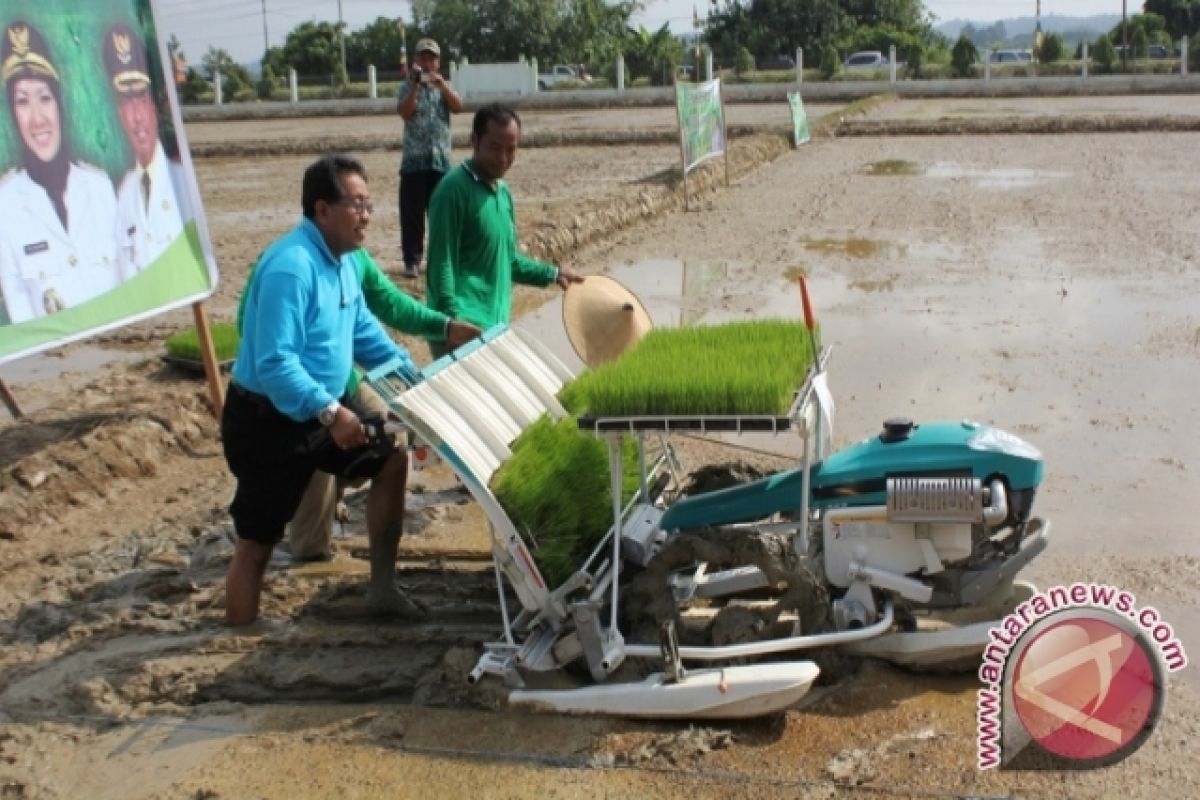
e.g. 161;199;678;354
0;162;122;324
115;139;185;273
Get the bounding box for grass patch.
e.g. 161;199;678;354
491;415;640;588
782;264;808;283
848;274;898;293
164;322;240;362
864;159;920;177
560;320;815;417
803;237;886;258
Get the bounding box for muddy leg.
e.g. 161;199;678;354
225;538;274;626
365;449;426;617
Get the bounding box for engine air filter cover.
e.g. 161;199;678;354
887;476;984;523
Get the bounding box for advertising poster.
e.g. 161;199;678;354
0;0;217;365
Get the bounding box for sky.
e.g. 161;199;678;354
156;0;1136;67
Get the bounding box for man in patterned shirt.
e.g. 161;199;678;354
396;38;462;279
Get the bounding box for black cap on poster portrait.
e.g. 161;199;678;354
102;22;152;95
2;21;60;89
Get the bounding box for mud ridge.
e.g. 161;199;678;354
838;113;1200;137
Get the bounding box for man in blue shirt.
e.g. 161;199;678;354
223;153;423;626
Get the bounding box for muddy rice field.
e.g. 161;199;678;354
0;95;1198;798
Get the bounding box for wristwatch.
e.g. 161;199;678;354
318;401;340;427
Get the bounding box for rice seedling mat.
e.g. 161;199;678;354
163;321;240;373
562;321;818;435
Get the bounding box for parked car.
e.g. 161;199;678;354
990;49;1034;63
843;51;889;71
1147;44;1170;59
537;64;591;90
758;54;796;70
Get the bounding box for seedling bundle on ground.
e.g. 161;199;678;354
164;322;239;364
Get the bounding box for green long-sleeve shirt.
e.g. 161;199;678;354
238;247;448;394
424;160;557;340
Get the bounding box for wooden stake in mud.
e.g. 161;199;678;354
191;302;225;418
798;274;820;365
0;377;23;419
720;80;730;188
675;84;690;211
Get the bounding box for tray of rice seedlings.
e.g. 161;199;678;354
559;320;816;431
491;414;641;588
163;322;240;374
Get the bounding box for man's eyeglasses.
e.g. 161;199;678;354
336;197;374;215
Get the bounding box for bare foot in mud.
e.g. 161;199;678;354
365;587;429;619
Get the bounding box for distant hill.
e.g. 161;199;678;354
936;14;1123;44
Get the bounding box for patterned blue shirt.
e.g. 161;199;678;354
399;83;452;174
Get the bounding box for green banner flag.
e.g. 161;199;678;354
788;91;811;147
676;79;726;173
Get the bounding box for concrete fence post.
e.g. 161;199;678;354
705;48;713;81
617;54;625;92
1183;36;1189;76
368;65;377;98
214;68;223;104
796;47;803;84
984;50;991;81
1082;43;1089;79
289;68;298;102
531;57;539;92
889;44;897;82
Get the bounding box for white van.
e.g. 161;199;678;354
990;49;1034;63
843;51;888;71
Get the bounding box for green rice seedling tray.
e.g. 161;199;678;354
561;320;816;426
163;322;240;372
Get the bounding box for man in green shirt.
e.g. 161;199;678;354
424;103;583;358
239;247;480;561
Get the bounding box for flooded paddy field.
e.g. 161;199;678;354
1;95;1197;798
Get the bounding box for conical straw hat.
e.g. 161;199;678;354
562;276;653;367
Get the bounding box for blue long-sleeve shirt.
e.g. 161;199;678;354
231;218;412;421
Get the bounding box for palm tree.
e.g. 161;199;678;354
625;23;683;86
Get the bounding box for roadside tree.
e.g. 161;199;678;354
281;20;342;77
819;46;840;78
735;46;754;75
950;34;977;77
1038;32;1065;63
1092;35;1116;72
347;16;406;73
1144;0;1200;41
624;24;682;86
201;46;252;98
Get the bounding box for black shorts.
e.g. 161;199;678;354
221;384;396;545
